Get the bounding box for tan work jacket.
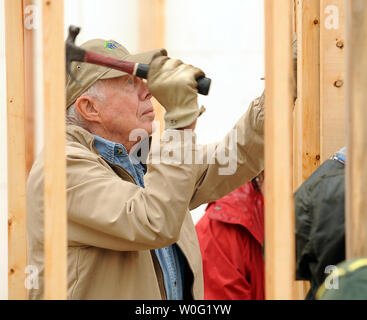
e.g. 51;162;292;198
27;94;264;300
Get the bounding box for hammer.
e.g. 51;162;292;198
66;26;211;95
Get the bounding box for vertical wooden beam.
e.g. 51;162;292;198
293;0;320;300
294;0;320;190
320;0;346;161
345;0;367;259
138;0;165;52
4;0;28;300
24;0;36;177
139;0;166;135
292;2;303;298
265;0;294;300
42;0;67;300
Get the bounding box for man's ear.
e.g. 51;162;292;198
75;96;102;124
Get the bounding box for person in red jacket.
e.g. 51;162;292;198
195;171;264;300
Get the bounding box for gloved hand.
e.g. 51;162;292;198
148;56;206;129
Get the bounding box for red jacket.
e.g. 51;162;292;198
195;181;264;300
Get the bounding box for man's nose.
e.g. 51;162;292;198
138;79;152;101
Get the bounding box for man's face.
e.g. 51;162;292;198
97;75;155;141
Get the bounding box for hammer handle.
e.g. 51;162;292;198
85;51;136;74
84;51;211;96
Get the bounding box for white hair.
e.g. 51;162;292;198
66;80;107;128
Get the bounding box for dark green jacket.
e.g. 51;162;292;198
295;158;345;299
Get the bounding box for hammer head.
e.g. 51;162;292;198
65;25;86;83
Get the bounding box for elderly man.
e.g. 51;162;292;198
27;39;264;299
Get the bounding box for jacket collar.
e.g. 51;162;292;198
206;181;264;246
66;125;151;167
66;125;96;151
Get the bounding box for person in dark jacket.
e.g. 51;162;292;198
295;147;346;299
195;172;265;300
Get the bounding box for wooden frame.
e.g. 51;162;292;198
294;0;321;190
320;0;346;161
345;0;367;259
42;0;67;299
138;0;165;52
24;0;36;177
139;0;166;136
293;0;321;299
264;0;295;300
5;0;28;300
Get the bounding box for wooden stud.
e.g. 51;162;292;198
24;0;36;177
294;0;320;190
139;0;166;135
4;0;28;300
345;0;367;259
138;0;165;52
42;0;67;300
292;0;321;299
264;0;294;300
320;0;346;161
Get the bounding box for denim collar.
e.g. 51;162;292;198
93;135;146;187
93;135;129;163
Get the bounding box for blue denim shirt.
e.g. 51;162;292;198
93;135;186;300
